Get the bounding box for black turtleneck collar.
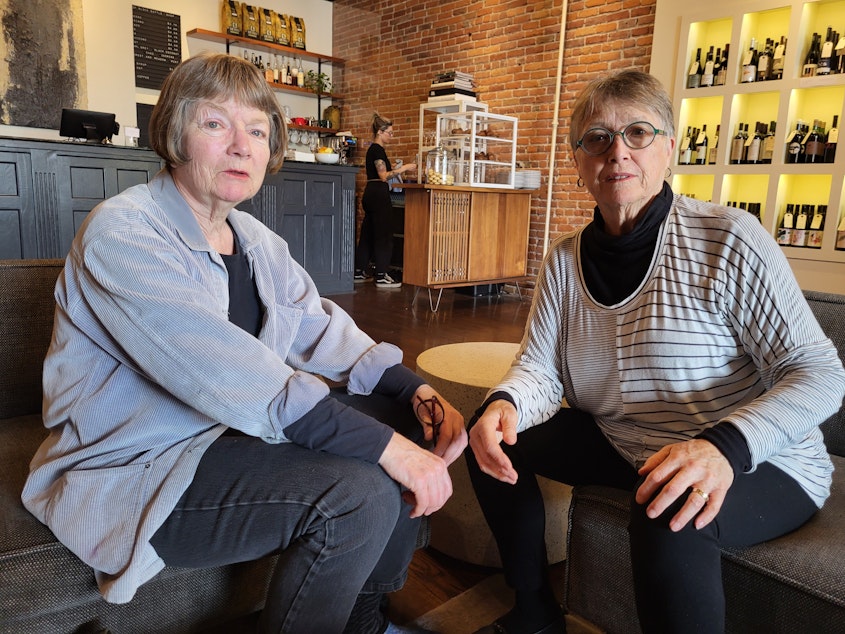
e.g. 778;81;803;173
580;181;673;306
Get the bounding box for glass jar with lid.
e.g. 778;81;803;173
425;143;455;186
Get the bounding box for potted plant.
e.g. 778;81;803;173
305;70;332;96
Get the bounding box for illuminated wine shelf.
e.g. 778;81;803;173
660;0;845;291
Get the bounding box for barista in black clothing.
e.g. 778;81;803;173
354;113;416;288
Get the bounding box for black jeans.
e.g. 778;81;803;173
151;390;422;634
465;407;818;633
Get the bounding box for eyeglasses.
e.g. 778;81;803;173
576;121;667;156
415;395;444;443
380;128;395;136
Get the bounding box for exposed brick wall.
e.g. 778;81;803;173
332;0;657;291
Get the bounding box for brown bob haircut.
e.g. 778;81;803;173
149;52;287;174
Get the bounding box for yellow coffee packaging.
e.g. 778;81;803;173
221;0;243;37
275;13;291;47
289;16;306;50
259;7;276;42
242;4;260;39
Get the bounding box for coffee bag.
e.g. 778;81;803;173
275;13;291;47
242;4;260;39
259;8;276;42
290;16;306;50
221;0;243;37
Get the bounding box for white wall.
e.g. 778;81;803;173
0;0;333;143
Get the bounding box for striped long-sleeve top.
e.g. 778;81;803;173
496;193;845;507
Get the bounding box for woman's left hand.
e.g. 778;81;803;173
635;439;734;531
412;385;467;466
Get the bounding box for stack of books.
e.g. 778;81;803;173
428;71;477;102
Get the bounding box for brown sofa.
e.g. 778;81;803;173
564;289;845;633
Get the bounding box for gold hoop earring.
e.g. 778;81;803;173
576;177;584;187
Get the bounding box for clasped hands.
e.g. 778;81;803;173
378;385;467;518
469;399;734;531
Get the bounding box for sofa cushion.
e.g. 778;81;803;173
564;453;845;633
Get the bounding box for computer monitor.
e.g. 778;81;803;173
59;108;119;143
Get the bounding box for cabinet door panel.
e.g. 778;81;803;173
0;152;35;259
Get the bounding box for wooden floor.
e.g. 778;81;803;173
328;281;533;625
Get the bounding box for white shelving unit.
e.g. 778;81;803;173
653;0;845;293
435;111;518;188
417;100;488;173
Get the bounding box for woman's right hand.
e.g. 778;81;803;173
468;399;520;484
400;162;416;174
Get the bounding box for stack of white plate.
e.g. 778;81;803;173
514;170;541;189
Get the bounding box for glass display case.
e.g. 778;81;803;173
435;111;518;188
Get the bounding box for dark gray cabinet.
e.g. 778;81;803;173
0;137;357;295
0;137;162;260
240;162;358;295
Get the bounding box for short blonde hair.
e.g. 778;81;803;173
149;52;287;173
570;70;675;153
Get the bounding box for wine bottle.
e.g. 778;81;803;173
777;204;795;246
741;123;751;163
745;122;763;164
837;33;845;74
687;48;703;89
804;120;826;164
761;121;776;164
836;211;845;250
803;33;820;77
825;115;839;163
678;126;692;165
807;205;826;248
708;124;720;165
772;36;787;80
695;123;710;165
712;48;723;86
730;122;745;164
757;39;773;81
701;47;715;87
716;44;729;86
817;27;834;75
790;205;811;247
741;38;758;83
786;121;804;164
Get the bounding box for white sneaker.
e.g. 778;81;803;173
375;273;401;289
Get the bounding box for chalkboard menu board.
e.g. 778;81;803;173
133;5;182;90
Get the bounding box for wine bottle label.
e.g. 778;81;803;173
790;228;807;247
805;141;825;157
741;65;756;82
803;63;818;77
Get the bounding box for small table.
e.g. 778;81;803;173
416;342;571;567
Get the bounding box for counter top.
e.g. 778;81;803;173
398;183;536;194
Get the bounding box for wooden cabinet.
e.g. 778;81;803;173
653;0;845;292
0;138;162;259
401;184;532;297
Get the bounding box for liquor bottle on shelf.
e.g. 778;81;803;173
297;60;306;88
807;205;827;248
776;204;794;246
264;57;274;83
745;122;763;164
772;36;787;80
803;33;821;77
757;39;773;82
790;205;812;247
715;44;729;86
837;34;845;74
695;125;709;165
749;203;762;222
730;122;746;165
817;27;834;76
825;115;839;163
708;124;720;165
687;48;703;89
741;38;758;83
804;120;826;164
701;47;716;87
761;121;776;164
785;121;805;163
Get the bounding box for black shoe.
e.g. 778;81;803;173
473;612;566;634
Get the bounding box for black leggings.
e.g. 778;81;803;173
465;407;818;633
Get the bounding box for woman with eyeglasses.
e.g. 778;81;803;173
466;69;845;634
354;113;417;288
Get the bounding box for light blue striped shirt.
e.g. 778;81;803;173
22;170;402;603
497;194;845;507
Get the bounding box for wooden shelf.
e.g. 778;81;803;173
186;28;344;65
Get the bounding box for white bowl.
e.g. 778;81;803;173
314;152;339;164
